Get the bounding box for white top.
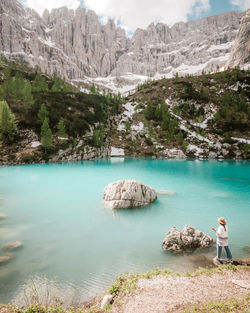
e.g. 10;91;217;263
216;224;229;246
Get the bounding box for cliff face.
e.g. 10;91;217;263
0;0;246;82
114;11;242;77
227;9;250;68
0;0;128;79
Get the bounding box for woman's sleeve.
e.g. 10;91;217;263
216;226;228;238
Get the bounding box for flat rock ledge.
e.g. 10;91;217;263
162;225;215;253
103;180;157;209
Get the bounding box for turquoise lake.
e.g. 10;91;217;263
0;158;250;304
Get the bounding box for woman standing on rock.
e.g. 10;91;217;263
212;217;233;262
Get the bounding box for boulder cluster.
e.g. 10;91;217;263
162;225;215;253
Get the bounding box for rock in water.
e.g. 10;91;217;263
0;255;11;263
103;180;157;209
3;241;22;250
244;246;250;253
162;225;215;253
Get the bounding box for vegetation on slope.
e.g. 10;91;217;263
124;68;250;158
0;56;123;162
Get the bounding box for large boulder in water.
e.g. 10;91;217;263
103;179;157;209
162;225;215;253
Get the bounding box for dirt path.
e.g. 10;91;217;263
112;268;250;313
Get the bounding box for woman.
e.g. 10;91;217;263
212;217;233;261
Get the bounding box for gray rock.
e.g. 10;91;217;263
103;179;157;209
208;151;217;159
163;149;186;159
162;225;215;253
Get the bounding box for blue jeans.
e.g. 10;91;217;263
217;245;232;259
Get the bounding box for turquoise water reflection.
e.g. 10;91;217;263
0;159;249;303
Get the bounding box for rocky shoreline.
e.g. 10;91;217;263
0;129;249;166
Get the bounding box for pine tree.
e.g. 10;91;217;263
13;72;24;98
51;78;63;92
38;104;49;124
178;131;184;145
0;100;17;142
41;117;52;151
90;84;96;94
57;119;67;138
144;101;154;120
32;74;48;92
22;81;34;110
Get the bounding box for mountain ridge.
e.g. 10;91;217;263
0;0;247;88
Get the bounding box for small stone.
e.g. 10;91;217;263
3;241;22;250
100;294;113;309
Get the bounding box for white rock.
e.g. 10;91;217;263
208;151;217;159
214;141;222;150
162;149;186;159
110;147;125;157
31;141;41;148
100;295;113;309
186;144;203;156
103;180;157;209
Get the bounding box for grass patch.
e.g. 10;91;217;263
184;294;250;313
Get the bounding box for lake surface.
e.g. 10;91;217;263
0;158;250;304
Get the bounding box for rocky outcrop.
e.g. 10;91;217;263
227;9;250;68
103;180;157;209
0;0;244;83
162;225;215;253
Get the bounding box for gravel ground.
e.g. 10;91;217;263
112;269;250;313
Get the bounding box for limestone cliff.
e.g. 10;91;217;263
0;0;246;83
227;9;250;68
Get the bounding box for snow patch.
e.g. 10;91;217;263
207;41;233;51
58;136;68;140
232;137;250;144
31;141;41;148
131;122;144;132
